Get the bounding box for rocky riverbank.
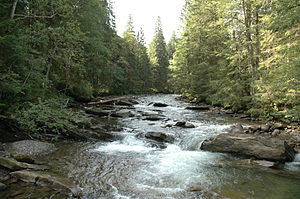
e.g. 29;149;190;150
201;124;300;164
1;94;300;198
0;140;82;198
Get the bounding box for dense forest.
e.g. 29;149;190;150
0;0;299;137
170;0;300;123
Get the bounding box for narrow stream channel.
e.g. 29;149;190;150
45;95;300;199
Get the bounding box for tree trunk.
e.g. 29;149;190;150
11;0;18;19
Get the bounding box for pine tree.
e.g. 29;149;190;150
148;17;169;92
167;32;178;61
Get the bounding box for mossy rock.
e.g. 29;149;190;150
10;153;35;164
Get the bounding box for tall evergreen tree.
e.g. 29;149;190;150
167;32;178;61
148;17;169;92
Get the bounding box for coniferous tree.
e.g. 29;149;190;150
167;32;178;61
148;17;169;92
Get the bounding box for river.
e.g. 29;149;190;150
43;95;300;199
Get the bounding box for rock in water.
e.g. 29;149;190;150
175;121;186;127
153;102;168;107
145;132;175;143
10;170;83;198
201;133;295;162
175;121;195;128
0;156;48;171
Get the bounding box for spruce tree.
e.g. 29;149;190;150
148;17;169;92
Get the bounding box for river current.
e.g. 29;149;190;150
45;95;300;199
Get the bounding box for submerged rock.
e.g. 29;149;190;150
201;133;295;162
10;170;83;198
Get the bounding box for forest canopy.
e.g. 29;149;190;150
0;0;299;136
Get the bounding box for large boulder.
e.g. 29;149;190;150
10;170;82;198
201;133;295;162
3;140;56;156
278;132;300;153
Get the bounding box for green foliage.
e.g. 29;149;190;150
148;17;169;92
13;99;90;135
0;0;157;137
69;81;93;101
170;0;300;123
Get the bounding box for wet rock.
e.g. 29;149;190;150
261;125;271;132
272;129;281;137
186;106;210;111
0;156;48;171
175;121;186;127
10;153;35;164
230;158;285;170
85;109;122;118
10;170;83;198
3;140;56;157
189;186;204;192
115;100;134;106
164;124;173;128
115;111;135;118
145;132;175;143
175;121;195;128
153;102;168;107
183;123;196;128
144;115;164;121
0;182;7;191
0;169;10;182
278;132;300;153
201;133;295;162
252;160;280;168
271;123;287;130
229;124;244;134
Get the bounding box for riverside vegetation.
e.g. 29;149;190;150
1;0;299;139
0;0;300;198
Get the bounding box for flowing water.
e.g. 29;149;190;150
45;95;300;199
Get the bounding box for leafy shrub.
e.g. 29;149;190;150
69;80;93;101
13;99;90;136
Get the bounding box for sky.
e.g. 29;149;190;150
112;0;185;44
